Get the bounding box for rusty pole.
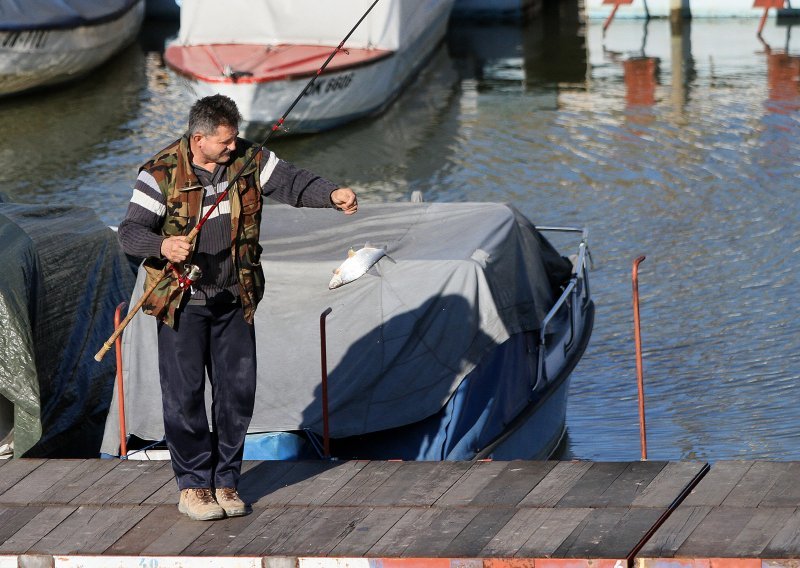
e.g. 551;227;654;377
632;255;647;461
114;302;129;458
320;307;333;459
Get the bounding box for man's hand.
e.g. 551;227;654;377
161;236;193;263
331;187;358;215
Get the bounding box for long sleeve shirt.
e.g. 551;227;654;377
118;145;338;302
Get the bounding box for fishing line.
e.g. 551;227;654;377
95;0;382;361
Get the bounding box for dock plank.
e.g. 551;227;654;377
189;506;272;556
237;460;320;506
435;461;509;506
441;507;519;557
762;509;800;557
518;460;593;508
556;462;629;508
72;461;164;506
140;509;220;555
760;462;800;508
637;506;712;557
729;507;796;556
681;461;752;506
361;461;471;506
32;459;118;505
324;461;404;506
287;460;368;506
240;506;315;556
469;461;557;507
106;460;175;505
28;505;151;554
0;505;77;554
593;461;667;507
219;507;289;556
104;505;183;555
721;461;791;508
674;507;761;557
481;507;591;557
516;508;597;558
553;507;663;558
255;461;357;506
0;506;44;545
328;507;409;557
632;461;708;508
367;507;480;557
0;459;84;505
0;459;46;498
271;506;373;556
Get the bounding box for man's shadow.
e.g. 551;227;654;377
239;293;499;505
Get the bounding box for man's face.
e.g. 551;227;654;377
195;124;238;165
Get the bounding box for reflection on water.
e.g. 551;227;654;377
2;7;799;461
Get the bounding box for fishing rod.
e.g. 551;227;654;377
94;0;381;362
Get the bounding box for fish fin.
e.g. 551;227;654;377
384;253;397;264
347;248;356;258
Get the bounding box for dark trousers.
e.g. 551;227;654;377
157;302;256;490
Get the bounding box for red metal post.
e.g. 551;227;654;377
632;256;647;461
114;302;128;458
319;307;333;459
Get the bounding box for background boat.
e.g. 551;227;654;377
100;202;594;462
451;0;543;21
0;0;145;96
163;0;457;134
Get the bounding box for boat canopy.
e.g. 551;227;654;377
0;199;136;457
0;0;140;32
176;0;438;51
101;202;573;454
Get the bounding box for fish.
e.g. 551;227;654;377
328;245;390;289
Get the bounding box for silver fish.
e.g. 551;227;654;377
329;245;388;289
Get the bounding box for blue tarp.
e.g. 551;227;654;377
0;200;136;457
0;0;140;31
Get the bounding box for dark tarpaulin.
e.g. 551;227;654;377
0;200;135;457
0;0;140;32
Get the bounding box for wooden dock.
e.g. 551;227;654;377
0;459;799;567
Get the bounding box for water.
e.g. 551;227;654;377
2;8;798;462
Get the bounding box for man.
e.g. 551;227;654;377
118;94;357;521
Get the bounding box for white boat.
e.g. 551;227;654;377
163;0;457;134
0;0;145;97
585;0;785;19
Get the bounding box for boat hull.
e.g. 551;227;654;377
0;0;145;96
165;3;453;133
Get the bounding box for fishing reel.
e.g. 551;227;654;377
176;264;202;289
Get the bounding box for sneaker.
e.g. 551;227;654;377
215;487;248;517
178;488;225;521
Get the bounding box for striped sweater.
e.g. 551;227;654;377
118;145;338;302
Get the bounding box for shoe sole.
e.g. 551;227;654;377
178;501;225;521
220;506;248;517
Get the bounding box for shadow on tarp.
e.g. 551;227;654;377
0;196;136;457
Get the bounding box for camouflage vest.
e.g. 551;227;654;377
140;136;265;327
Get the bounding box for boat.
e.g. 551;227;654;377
0;0;145;97
584;0;790;19
100;201;594;462
0;199;137;458
163;0;457;134
451;0;542;21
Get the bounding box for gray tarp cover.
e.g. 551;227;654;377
0;202;136;457
101;202;570;455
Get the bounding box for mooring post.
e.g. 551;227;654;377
632;256;647;461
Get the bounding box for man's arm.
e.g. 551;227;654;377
259;150;357;213
118;170;192;263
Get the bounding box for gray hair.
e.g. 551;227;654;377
188;94;242;136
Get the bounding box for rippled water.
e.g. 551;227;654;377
2;9;798;461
